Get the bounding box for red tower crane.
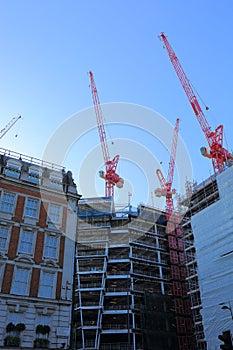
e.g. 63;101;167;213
155;118;180;221
159;32;233;174
0;115;21;140
88;71;124;197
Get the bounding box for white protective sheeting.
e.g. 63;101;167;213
191;166;233;350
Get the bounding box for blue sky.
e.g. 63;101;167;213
0;1;232;207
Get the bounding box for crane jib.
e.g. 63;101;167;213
159;32;232;173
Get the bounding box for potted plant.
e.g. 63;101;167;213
6;322;16;333
34;324;51;348
4;335;20;347
5;322;25;347
15;323;26;333
34;338;50;348
36;324;44;334
43;325;50;335
36;324;50;336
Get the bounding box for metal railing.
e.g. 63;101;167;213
106;287;128;293
79;283;103;289
104;304;128;310
77;249;106;256
101;343;134;350
0;147;64;170
102;323;128;329
107;270;129;276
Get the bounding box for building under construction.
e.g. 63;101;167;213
73;197;196;350
181;165;233;349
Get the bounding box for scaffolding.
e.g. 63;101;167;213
181;175;220;350
73;198;187;350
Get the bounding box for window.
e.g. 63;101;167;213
50;172;62;189
28;166;41;184
39;271;55;298
48;204;61;224
7;312;23;325
24;198;39;218
4;161;21;179
44;235;58;259
37;314;51;326
18;229;34;254
0;225;8;249
0;192;16;213
11;267;30;295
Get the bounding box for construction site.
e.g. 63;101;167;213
74;198;195;350
71;34;233;350
0;17;233;350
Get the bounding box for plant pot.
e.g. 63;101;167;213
34;338;50;348
4;335;20;347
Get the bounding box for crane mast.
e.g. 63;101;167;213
159;32;233;174
167;117;179;189
155;118;180;220
88;71;124;197
0;115;21;140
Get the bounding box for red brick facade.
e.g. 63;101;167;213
8;226;20;260
29;268;41;297
34;231;45;264
13;195;25;222
56;271;62;300
58;235;65;267
1;264;14;294
1;191;67;298
38;201;48;227
0;153;80;349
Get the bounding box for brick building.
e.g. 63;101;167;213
0;148;81;349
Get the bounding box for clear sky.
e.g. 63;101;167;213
0;0;232;208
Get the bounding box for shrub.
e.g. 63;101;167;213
6;322;15;333
36;324;44;334
16;323;26;332
4;335;20;347
43;325;50;335
36;324;50;335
